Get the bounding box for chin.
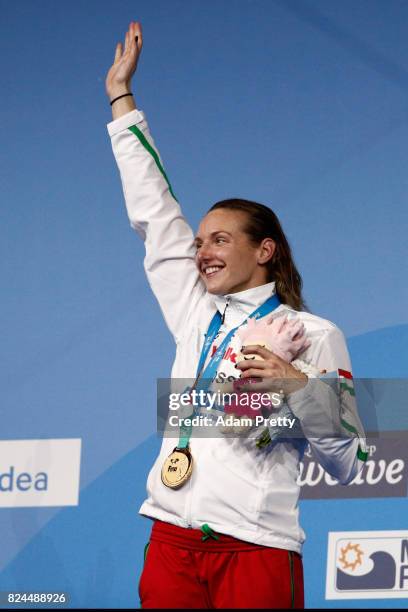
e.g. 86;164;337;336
202;278;227;295
205;283;224;295
207;287;226;295
205;281;237;296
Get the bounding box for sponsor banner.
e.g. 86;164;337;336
0;439;81;508
299;431;408;499
326;531;408;599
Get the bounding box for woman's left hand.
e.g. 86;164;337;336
235;345;308;395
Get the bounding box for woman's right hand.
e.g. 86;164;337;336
105;21;143;101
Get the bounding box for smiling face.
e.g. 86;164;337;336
195;209;275;295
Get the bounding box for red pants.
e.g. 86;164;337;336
138;520;304;609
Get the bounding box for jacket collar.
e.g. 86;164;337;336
213;281;277;327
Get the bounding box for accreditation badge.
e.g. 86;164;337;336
161;446;194;489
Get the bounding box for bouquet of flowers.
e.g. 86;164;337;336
219;315;311;436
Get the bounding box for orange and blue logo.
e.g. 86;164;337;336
326;531;408;599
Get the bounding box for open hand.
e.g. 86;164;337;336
105;21;143;100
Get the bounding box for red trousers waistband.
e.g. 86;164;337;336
150;519;296;554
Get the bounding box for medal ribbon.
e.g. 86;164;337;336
177;293;281;448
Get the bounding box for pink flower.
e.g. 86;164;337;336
236;315;310;362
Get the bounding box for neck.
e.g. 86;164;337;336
213;280;278;324
221;275;271;296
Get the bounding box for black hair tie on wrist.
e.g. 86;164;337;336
110;92;133;106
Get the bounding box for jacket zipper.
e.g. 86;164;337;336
221;297;231;324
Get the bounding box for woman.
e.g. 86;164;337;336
105;21;367;609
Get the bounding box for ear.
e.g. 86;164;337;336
257;238;276;265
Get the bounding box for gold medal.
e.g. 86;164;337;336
161;446;193;489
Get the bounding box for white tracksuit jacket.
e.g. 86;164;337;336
107;109;367;554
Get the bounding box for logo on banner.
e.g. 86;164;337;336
0;439;81;508
326;531;408;599
298;432;408;499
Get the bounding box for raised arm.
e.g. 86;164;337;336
105;22;205;341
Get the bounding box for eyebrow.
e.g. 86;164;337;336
194;231;232;244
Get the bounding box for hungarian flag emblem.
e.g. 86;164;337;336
338;369;355;396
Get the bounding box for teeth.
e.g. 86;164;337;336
205;266;223;275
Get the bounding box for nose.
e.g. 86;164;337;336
196;241;214;262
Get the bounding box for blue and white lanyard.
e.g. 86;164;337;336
177;294;281;448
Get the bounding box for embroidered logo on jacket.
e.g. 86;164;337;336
210;345;237;364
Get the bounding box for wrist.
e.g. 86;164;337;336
110;92;133;106
107;84;131;101
110;91;136;120
291;359;321;379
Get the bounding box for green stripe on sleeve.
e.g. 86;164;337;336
340;418;359;435
357;446;368;462
128;125;178;202
340;382;355;396
340;420;368;461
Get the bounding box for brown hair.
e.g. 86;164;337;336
208;199;306;310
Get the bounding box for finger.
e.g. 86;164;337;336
292;326;306;341
129;21;141;51
240;368;280;379
239;374;288;391
291;341;306;357
134;21;143;49
289;320;304;340
124;29;130;53
297;338;311;353
242;345;279;361
275;315;287;333
294;332;309;347
236;359;269;371
130;21;136;44
129;28;137;54
238;370;265;380
293;332;310;348
241;369;283;381
114;42;123;63
291;336;306;349
291;331;305;345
